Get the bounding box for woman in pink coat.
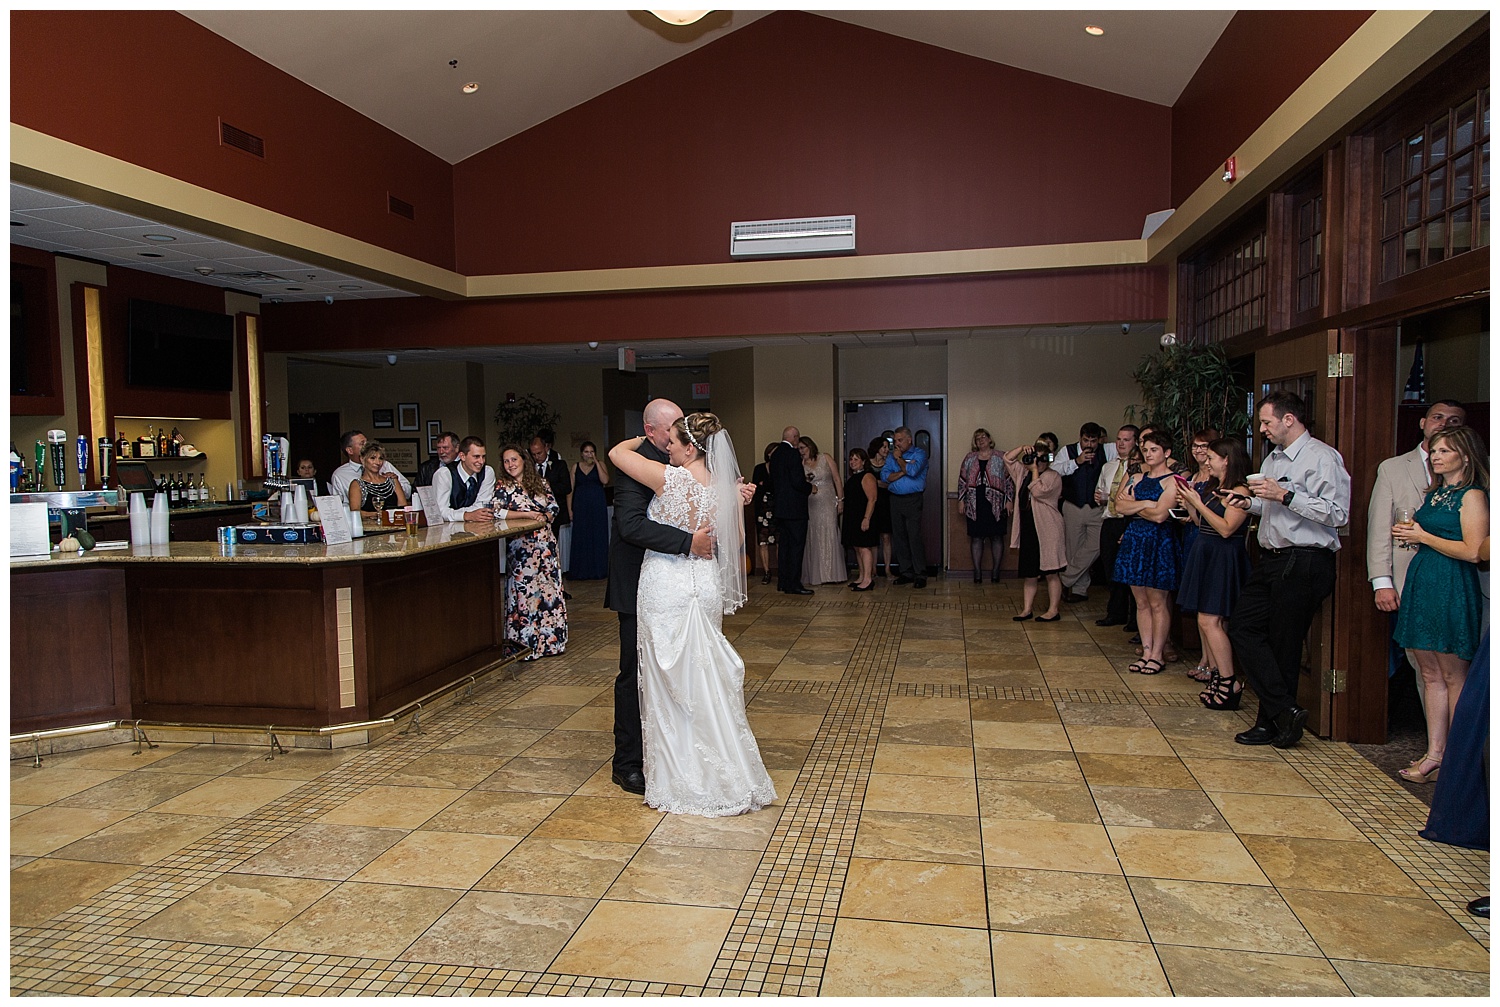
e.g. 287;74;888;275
1004;440;1066;621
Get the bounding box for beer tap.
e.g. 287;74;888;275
47;430;68;491
76;434;90;490
34;440;45;492
98;437;113;490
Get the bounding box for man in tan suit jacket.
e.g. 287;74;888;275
1366;399;1466;705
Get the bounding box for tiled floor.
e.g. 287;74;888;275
10;577;1490;996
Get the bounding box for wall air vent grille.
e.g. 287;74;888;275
731;215;855;258
219;121;265;158
388;195;416;220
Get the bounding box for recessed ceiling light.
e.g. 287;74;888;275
463;82;479;94
1084;25;1104;36
137;252;163;258
142;233;176;242
286;287;303;292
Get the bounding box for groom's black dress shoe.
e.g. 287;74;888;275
611;769;646;795
1271;706;1309;749
786;587;814;595
1234;725;1276;746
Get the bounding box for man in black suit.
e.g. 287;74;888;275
532;430;574;599
415;430;460;489
770;425;814;595
604;399;713;794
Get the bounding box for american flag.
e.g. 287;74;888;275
1402;343;1426;403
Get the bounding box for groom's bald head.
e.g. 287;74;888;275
642;398;684;451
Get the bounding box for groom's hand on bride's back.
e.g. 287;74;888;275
691;527;714;558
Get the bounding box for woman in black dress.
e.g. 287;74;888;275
842;447;879;591
866;436;895;577
751;442;777;585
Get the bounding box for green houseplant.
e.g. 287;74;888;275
493;393;561;450
1128;340;1250;449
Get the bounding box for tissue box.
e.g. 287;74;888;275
231;523;324;545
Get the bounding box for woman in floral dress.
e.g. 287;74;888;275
493;444;567;659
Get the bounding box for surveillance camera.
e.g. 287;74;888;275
194;266;215;276
1121;323;1131;335
269;297;283;304
1160;332;1178;347
324;295;335;305
587;341;599;349
386;353;398;366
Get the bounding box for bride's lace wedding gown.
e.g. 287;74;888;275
638;465;777;817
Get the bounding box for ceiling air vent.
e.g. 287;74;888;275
388;195;415;221
222;271;290;284
219;120;265;159
730;215;855;258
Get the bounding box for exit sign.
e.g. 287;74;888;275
692;382;710;400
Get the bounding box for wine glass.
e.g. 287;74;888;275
1396;507;1416;549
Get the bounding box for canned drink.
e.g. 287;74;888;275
218;526;233;547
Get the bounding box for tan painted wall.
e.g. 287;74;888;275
839;345;948;400
481;363;606;462
287;359;477;467
709;347;757;474
1405;331;1490;405
752;344;836;465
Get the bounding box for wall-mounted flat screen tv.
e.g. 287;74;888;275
126;299;234;392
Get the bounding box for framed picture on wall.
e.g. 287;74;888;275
372;408;394;429
397;403;420;431
378;438;420;475
426;420;442;454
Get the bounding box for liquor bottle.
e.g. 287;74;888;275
115;430;131;460
199;474;210;505
176;472;188;506
168;473;180;507
191;474;203;506
157;427;169;459
154;473;167;504
10;442;21;493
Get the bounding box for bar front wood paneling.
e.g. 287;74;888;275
11;567;131;733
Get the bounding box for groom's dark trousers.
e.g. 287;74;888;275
604;438;693;776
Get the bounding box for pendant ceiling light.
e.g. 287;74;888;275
649;10;711;26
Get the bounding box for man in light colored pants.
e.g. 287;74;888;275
1060;500;1106;598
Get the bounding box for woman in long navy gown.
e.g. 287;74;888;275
567;441;610;580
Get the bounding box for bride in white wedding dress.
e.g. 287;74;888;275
608;412;777;817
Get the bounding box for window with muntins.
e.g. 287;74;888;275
1192;228;1267;344
1294;191;1323;314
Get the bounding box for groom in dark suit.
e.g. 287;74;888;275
771;425;814;595
605;398;712;794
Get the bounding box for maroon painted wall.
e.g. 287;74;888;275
453;12;1173;274
11;11;456;271
1171;10;1373;207
260;265;1168;353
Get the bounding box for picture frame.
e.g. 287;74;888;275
397;403;420;431
377;438;420;475
426;420;443;455
371;408;394;429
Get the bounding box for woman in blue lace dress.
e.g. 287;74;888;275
1112;429;1180;675
493;445;568;660
1391;426;1488;784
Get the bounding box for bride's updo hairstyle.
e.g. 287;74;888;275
674;412;724;466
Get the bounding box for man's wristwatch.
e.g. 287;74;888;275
1282;489;1296;507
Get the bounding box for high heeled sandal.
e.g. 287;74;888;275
1187;663;1215;683
1198;671;1243;710
1398;758;1441;784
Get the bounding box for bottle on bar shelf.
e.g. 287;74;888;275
157;427;169;459
115;430;131;460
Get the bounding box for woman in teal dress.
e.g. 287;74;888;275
1392;426;1489;784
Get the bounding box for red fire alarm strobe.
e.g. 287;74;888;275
1223;157;1237;183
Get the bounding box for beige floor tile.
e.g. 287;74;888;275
1109;826;1269;885
985;866;1148;941
1076;752;1198;789
517;730;615;761
978;779;1100;823
475;837;636;897
963;652;1042;671
1330;959;1490;997
233;823;406;880
1037;654;1121;674
1281;889;1490;971
227;747;360;781
9;806;134;856
1157;946;1352;996
145;776;304;818
972;721;1071;751
421;789;565;835
1207;792;1364;841
508;684;608;708
822;918;994;996
556;706;615;732
52;811;225;865
754;737;813;771
604;844;761;907
1128;876;1319;955
1240;835;1424;897
437;724;550;756
973;748;1083;783
863;773;977;815
839;856;986;927
647;805;782;850
970;698;1060;723
378;753;509;789
1092;785;1230;831
316;785;463;829
1056;702;1157;729
890;663;968;685
883;696;972;723
871;743;974;777
12;768;126;806
352;830;521;888
746;691;833;716
476;757;603;794
1164;731;1288;761
139;745;265;776
10;857;139;925
1065;725;1175;756
44;742;192;772
1185;757;1320;796
11;804;39;819
261;882;463;959
552;900;736;986
402;890;595;970
853;810;981;865
531;795;664;843
129;874;336;947
990;931;1170;995
745;712;826;739
898;637;966;653
981;820;1121;874
893;651;967;671
1046;671;1133;692
879;717;973;747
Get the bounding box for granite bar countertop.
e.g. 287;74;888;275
9;516;546;569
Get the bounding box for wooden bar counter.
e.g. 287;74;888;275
10;517;544;736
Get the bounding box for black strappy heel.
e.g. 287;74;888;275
1199;671;1243;710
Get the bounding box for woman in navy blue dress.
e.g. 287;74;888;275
1112;430;1180;675
567;441;610;580
1174;438;1253;709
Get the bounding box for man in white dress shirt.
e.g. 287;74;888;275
1053;422;1116;602
1366;399;1466;708
429;436;496;523
329;430;413;500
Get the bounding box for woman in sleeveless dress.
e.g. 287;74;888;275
866;437;895;578
1174;438;1253;709
800;435;846;585
348;440;407;513
567;441;610;580
841;447;878;591
1391;426;1489;785
1112;429;1180;675
493;445;568;659
608;413;776;817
